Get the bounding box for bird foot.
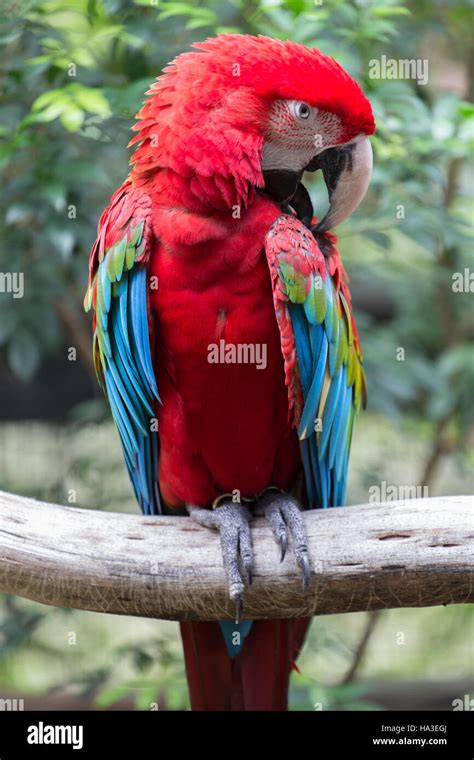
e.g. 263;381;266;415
255;488;310;591
187;499;253;623
187;489;310;621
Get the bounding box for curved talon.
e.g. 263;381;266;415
234;596;243;625
298;551;310;592
245;561;253;586
258;491;311;590
238;524;253;585
187;501;253;620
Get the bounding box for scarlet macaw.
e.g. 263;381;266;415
85;34;374;711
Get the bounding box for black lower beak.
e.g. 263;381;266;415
288;182;314;228
262;169;301;207
262;169;314;228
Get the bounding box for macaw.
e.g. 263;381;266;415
85;34;374;711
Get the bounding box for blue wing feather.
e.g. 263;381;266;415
291;281;356;507
329;371;350;470
86;222;162;516
319;365;343;458
289;304;312;394
298;330;328;440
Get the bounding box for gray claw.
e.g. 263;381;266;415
299;551;310;591
187;501;254;617
259;491;311;590
234;596;243;625
245;561;253;586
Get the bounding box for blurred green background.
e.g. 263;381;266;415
0;0;473;710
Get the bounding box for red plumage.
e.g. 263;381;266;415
180;618;311;711
150;193;301;508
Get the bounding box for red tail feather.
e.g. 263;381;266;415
180;618;311;711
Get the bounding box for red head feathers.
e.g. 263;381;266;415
129;34;375;213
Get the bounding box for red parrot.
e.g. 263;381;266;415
85;34;375;711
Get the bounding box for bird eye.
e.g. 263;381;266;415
294;101;312;121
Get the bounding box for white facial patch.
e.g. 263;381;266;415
262;98;342;172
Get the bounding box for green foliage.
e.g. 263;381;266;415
0;596;47;656
292;679;383;712
25;84;111;131
93;636;188;710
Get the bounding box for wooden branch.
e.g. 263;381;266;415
0;491;472;621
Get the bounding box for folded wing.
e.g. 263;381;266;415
84;184;162;515
265;214;366;508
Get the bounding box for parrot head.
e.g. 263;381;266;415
130;34;375;231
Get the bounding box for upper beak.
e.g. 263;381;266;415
309;136;373;233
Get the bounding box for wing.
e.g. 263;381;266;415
265;214;366;509
84;182;162;515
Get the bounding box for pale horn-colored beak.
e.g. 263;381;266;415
312;136;373;233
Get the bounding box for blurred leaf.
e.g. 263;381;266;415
7;330;41;381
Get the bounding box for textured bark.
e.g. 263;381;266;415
0;491;472;621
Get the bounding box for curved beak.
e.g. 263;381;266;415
310;136;373;233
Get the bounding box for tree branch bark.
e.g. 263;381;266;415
0;491;472;621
